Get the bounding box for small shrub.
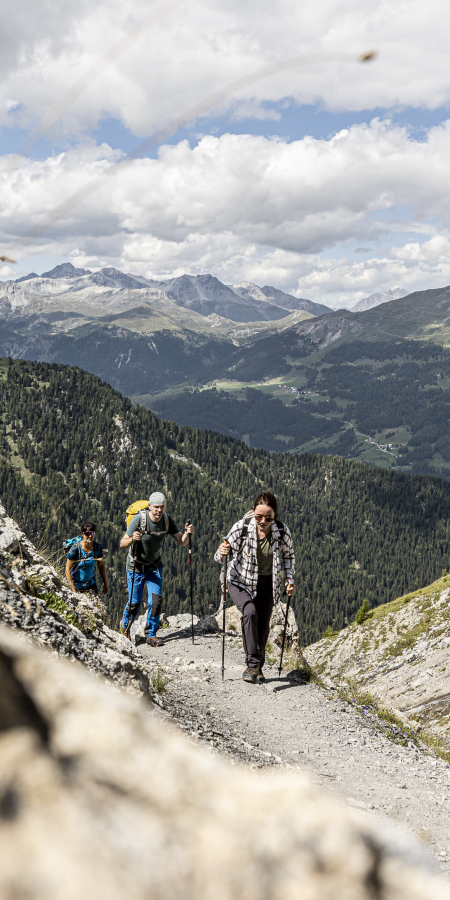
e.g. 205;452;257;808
323;625;340;638
355;598;373;625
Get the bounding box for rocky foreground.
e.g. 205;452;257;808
3;623;450;900
2;501;450;897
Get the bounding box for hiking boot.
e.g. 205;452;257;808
146;636;162;647
256;668;266;684
120;625;130;640
242;666;259;683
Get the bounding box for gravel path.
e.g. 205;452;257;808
138;625;450;876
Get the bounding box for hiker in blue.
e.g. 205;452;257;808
65;521;109;595
120;492;194;647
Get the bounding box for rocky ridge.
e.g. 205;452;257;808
0;263;331;324
0;500;160;696
304;577;450;748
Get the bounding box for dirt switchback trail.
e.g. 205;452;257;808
138;624;450;877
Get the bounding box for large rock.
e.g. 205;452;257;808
0;527;22;553
215;600;304;661
269;600;300;652
0;624;449;900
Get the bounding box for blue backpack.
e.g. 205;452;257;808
64;535;101;561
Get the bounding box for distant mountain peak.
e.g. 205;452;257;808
15;272;39;283
41;262;91;279
352;288;405;312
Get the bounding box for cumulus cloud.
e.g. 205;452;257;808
4;118;450;304
1;0;450;141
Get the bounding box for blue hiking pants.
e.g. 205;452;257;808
121;566;163;637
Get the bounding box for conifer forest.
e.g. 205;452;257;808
1;357;450;644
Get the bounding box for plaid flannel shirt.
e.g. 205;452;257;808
214;514;295;605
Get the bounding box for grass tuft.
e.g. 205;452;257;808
42;591;80;629
151;668;170;694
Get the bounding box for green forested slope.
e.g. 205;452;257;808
152;386;338;452
149;337;450;478
1;357;450;643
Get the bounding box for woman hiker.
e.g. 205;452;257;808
65;521;109;595
215;491;295;684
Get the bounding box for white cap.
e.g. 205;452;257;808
149;491;166;505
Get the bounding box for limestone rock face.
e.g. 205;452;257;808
304;580;450;742
0;526;22;553
0;501;150;696
0;624;449;900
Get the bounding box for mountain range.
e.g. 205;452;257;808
1;263;331;323
4;263;450;477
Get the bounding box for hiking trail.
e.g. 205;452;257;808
137;619;450;877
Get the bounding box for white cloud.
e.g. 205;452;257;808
2;0;450;140
4;117;450;303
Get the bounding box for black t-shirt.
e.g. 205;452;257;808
126;512;179;571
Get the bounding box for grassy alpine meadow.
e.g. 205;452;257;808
1;357;450;643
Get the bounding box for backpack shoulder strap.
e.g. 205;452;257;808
237;512;254;553
139;509;148;534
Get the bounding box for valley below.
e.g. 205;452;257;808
3;264;450;477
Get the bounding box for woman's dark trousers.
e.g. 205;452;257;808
228;575;273;669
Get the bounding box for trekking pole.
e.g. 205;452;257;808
221;539;229;682
125;539;137;641
187;519;194;644
278;585;292;677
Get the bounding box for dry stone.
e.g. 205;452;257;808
0;527;21;553
0;624;449;900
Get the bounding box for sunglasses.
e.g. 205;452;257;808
82;530;95;537
254;514;274;522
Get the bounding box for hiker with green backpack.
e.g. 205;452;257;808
119;491;194;646
215;491;295;684
65;521;109;595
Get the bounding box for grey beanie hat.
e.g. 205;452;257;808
149;491;166;505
